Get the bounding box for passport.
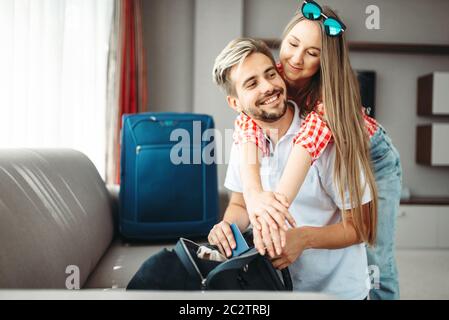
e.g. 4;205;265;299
230;223;250;257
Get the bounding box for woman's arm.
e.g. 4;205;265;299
240;142;295;229
240;142;312;258
240;141;264;198
298;217;361;250
301;203;373;249
240;142;296;256
254;144;311;257
271;203;370;270
275;144;312;204
277;109;331;203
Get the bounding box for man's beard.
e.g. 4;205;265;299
244;98;288;123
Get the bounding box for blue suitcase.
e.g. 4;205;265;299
119;112;219;240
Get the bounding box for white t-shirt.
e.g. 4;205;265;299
224;101;372;300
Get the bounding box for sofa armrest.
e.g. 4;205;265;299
106;184;120;236
0;149;115;288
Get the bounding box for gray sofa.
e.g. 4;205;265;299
0;148;332;299
0;149;212;289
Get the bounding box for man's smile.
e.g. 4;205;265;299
258;90;283;106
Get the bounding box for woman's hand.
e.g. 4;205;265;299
271;227;308;270
252;215;283;257
244;190;296;256
245;190;296;245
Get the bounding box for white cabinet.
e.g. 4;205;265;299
418;72;449;116
396;205;449;249
416;72;449;166
416;124;449;166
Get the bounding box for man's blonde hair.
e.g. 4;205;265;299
212;38;275;96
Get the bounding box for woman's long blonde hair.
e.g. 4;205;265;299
282;7;378;246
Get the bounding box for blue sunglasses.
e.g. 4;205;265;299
301;0;347;37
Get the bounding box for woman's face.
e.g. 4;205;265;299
279;19;322;88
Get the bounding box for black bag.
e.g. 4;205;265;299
127;236;293;291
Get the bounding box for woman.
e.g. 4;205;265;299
236;2;402;300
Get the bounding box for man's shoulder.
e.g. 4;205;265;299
224;143;243;193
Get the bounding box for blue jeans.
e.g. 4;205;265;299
367;127;402;300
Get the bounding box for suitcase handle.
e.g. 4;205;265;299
126;114;212;132
147;116;177;126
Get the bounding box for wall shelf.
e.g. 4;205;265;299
400;197;449;206
416;123;449;168
260;39;449;55
418;72;449;116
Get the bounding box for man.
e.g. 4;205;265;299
208;38;373;299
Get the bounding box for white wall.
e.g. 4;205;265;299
244;0;449;197
244;0;449;44
141;0;194;113
142;0;449;197
193;0;244;191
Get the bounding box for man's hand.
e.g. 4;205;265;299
271;227;307;270
207;220;236;258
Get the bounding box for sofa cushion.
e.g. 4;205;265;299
0;149;114;288
84;239;176;289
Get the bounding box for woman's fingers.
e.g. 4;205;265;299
269;223;284;256
265;203;289;231
274;192;290;208
260;208;279;231
248;212;262;231
280;227;286;248
252;227;266;256
282;210;297;229
255;210;286;256
274;193;297;228
259;219;275;258
248;192;295;231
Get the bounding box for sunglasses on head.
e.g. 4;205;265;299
301;0;347;37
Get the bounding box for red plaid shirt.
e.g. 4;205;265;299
233;112;270;157
363;111;378;137
292;103;332;162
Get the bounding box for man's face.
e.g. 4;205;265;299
228;53;288;123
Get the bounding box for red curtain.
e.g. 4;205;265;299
115;0;147;183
